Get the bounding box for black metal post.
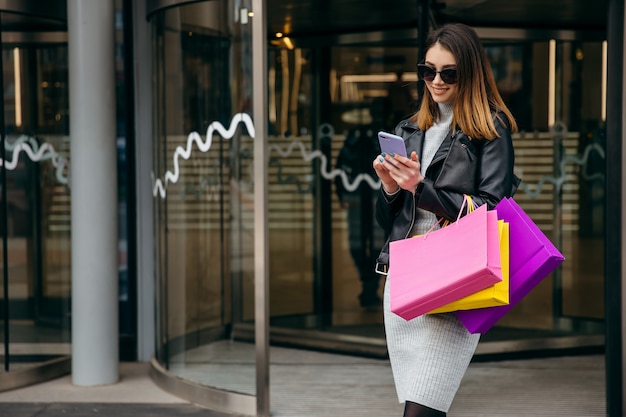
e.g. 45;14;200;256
120;0;139;361
312;45;333;325
417;0;430;103
417;0;430;62
605;0;624;415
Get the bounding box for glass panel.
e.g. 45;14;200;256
558;41;605;321
266;45;419;339
329;47;416;324
483;42;557;331
266;47;315;322
268;36;605;347
152;0;255;394
153;3;606;377
480;40;605;333
0;43;71;371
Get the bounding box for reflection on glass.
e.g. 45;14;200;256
153;7;607;396
266;39;605;345
152;0;255;395
0;43;71;374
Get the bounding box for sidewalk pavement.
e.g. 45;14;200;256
0;362;227;417
0;353;606;417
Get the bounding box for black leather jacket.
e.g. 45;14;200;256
374;113;519;274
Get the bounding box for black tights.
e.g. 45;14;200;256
403;401;446;417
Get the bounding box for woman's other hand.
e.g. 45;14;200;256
374;151;424;194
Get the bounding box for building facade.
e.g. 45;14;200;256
0;0;623;416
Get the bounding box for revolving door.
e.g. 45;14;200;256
0;1;71;391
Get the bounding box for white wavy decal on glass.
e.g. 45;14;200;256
154;114;605;201
0;135;68;184
269;127;606;198
518;142;605;199
268;139;380;192
152;113;256;198
518;122;605;198
153;115;381;199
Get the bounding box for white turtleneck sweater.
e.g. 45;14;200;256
411;102;453;236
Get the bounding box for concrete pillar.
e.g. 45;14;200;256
68;0;118;385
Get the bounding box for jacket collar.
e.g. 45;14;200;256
398;120;422;156
429;129;456;167
399;120;457;171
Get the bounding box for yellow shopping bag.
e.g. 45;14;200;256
428;217;510;314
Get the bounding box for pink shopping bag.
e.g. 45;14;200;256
389;204;503;320
455;197;565;333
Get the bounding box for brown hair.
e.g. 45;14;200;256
413;23;518;139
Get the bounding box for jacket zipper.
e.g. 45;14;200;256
404;194;417;239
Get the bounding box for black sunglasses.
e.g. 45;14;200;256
417;64;458;85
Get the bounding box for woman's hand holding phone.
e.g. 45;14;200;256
374;132;424;194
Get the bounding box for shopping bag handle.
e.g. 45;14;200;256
421;195;476;239
456;194;476;222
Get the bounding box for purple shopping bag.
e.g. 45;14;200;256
455;197;565;333
389;204;503;320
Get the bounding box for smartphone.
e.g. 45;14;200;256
378;131;407;157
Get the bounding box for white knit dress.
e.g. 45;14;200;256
383;103;480;413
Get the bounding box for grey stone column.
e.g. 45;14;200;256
68;0;119;385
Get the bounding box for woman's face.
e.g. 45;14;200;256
423;43;458;104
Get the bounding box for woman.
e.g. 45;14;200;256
372;23;518;417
